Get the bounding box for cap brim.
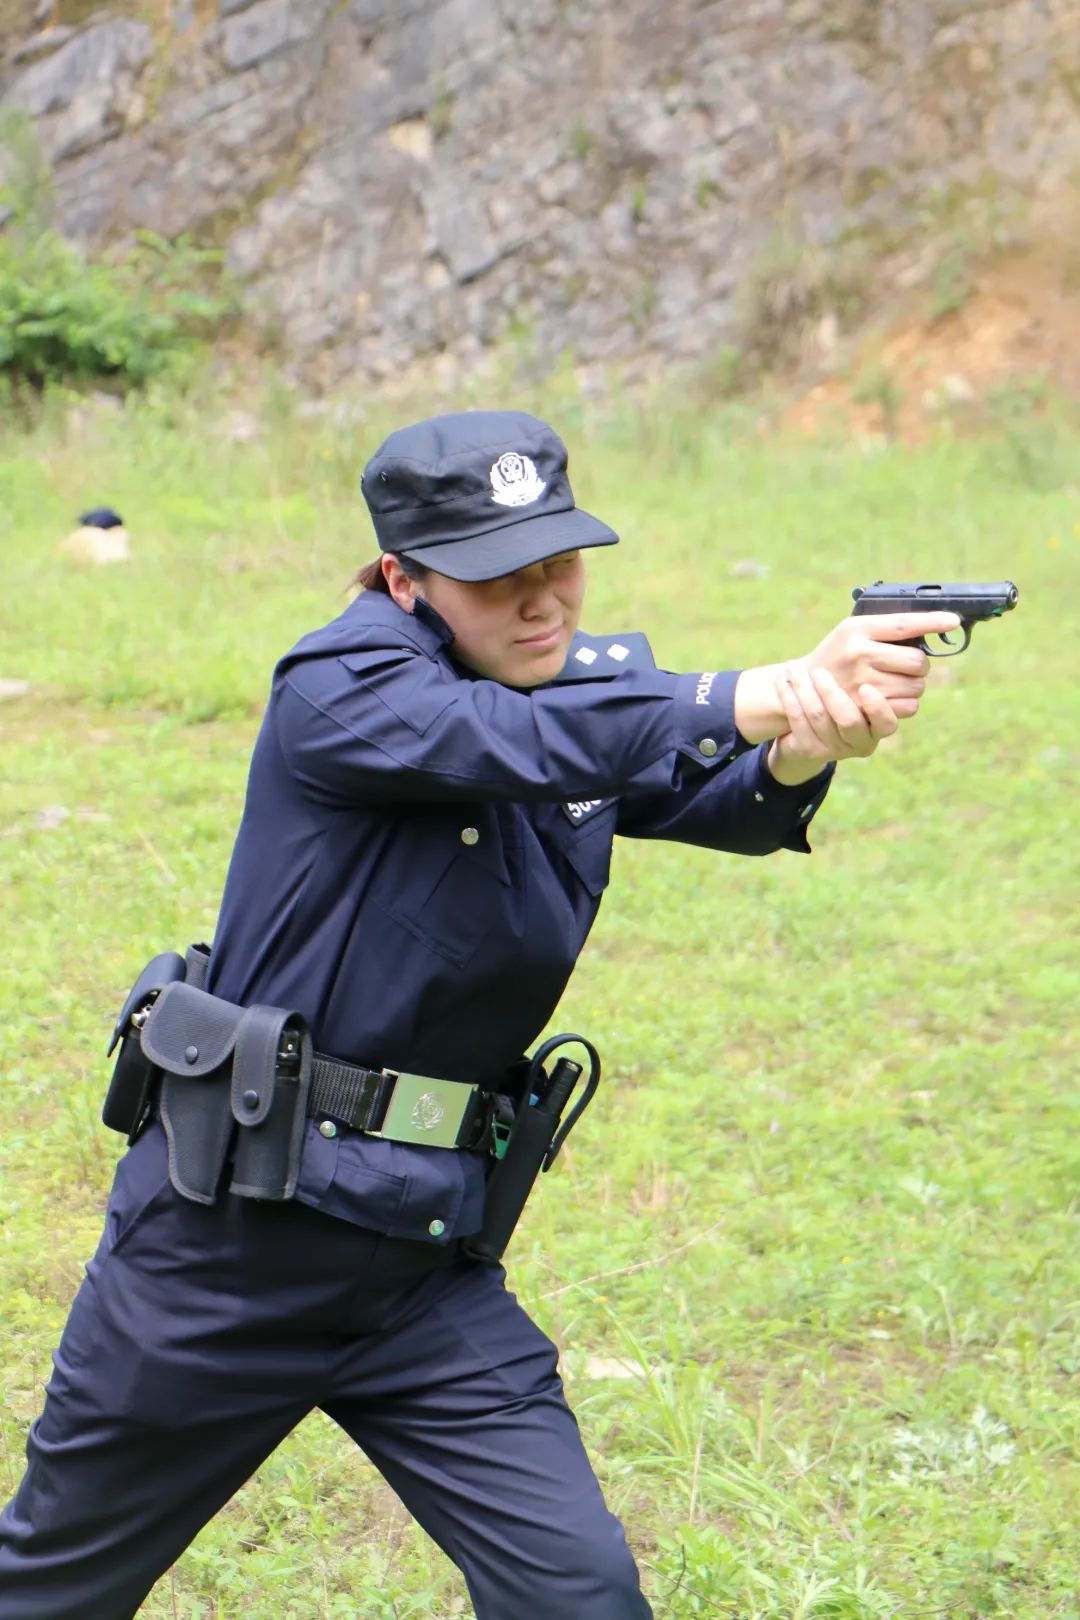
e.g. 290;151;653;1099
401;506;618;582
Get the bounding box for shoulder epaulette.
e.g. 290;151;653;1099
553;629;656;682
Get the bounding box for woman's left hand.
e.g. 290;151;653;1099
766;662;903;786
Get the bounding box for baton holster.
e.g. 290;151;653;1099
464;1035;600;1266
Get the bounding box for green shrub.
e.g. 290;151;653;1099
0;227;240;390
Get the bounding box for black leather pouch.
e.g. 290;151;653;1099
143;982;243;1205
102;951;186;1141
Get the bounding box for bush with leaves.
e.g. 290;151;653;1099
0;226;240;390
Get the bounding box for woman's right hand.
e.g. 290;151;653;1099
801;611;960;717
733;611;961;742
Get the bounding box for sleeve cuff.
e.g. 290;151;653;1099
749;746;835;851
672;670;754;771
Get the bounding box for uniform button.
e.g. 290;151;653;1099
699;737;718;758
460;826;479;846
241;1089;260;1111
428;1218;446;1237
753;790;764;803
318;1120;338;1139
184;1045;199;1064
800;803;813;819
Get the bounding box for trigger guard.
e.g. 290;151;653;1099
923;624;971;658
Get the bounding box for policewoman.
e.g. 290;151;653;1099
0;412;955;1618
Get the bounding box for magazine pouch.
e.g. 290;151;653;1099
141;981;310;1205
228;1004;311;1203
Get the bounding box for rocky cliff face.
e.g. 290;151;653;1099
3;0;1079;385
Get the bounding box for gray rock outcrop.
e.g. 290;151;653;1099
2;0;1078;383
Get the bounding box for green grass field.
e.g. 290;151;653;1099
1;379;1078;1617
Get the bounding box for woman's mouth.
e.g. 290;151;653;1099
516;625;563;652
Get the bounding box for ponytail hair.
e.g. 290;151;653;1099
351;552;430;594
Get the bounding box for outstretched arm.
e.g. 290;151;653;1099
617;614;951;851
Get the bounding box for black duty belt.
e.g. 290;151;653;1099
308;1049;494;1150
103;950;602;1241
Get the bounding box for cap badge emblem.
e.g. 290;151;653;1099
490;452;547;508
411;1092;446;1132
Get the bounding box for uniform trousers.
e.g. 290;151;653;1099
0;1123;651;1619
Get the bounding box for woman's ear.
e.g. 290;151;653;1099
382;554;418;612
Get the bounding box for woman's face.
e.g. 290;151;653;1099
386;551;587;688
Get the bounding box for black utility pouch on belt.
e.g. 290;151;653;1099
140;982;311;1205
102;951;186;1141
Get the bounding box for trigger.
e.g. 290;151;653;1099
926;625;971;658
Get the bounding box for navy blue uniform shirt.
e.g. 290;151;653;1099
207;591;833;1245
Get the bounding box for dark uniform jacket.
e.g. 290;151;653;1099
207;591;833;1245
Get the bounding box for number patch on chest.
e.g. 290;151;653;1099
561;798;614;825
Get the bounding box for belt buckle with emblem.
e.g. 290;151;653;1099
374;1072;477;1149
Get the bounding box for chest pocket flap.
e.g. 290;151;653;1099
370;810;512;969
554;809;616;897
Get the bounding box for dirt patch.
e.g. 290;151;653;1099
784;242;1080;444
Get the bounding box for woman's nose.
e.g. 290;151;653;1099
517;568;559;617
521;588;559;620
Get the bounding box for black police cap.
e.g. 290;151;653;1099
361;410;618;582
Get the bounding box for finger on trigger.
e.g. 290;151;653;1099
860;612;961;641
